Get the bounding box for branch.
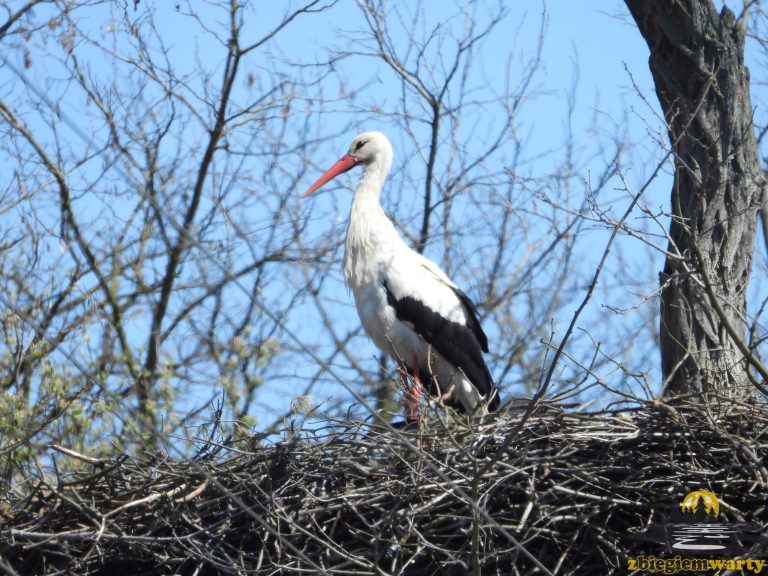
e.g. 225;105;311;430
0;0;44;40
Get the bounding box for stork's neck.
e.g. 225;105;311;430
354;155;390;205
344;159;404;288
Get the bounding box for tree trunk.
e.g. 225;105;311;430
625;0;763;398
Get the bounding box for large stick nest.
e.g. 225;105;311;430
2;400;768;575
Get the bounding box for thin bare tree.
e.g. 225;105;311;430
0;0;336;471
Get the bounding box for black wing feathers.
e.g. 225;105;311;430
454;287;489;352
382;280;498;411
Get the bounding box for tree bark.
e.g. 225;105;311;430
625;0;763;398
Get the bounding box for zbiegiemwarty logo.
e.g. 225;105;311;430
628;489;768;573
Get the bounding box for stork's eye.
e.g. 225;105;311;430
355;140;367;151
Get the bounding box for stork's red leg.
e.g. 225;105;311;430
405;355;423;422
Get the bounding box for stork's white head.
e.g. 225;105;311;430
346;131;393;170
303;131;393;197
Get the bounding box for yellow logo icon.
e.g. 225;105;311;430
680;490;720;518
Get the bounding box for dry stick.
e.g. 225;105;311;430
48;444;113;466
0;560;20;576
5;529;185;544
470;466;481;576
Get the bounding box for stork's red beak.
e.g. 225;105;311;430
303;153;358;196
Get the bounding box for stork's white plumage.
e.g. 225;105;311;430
304;131;499;420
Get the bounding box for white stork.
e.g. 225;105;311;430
304;131;499;421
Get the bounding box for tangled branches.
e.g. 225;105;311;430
2;400;768;575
